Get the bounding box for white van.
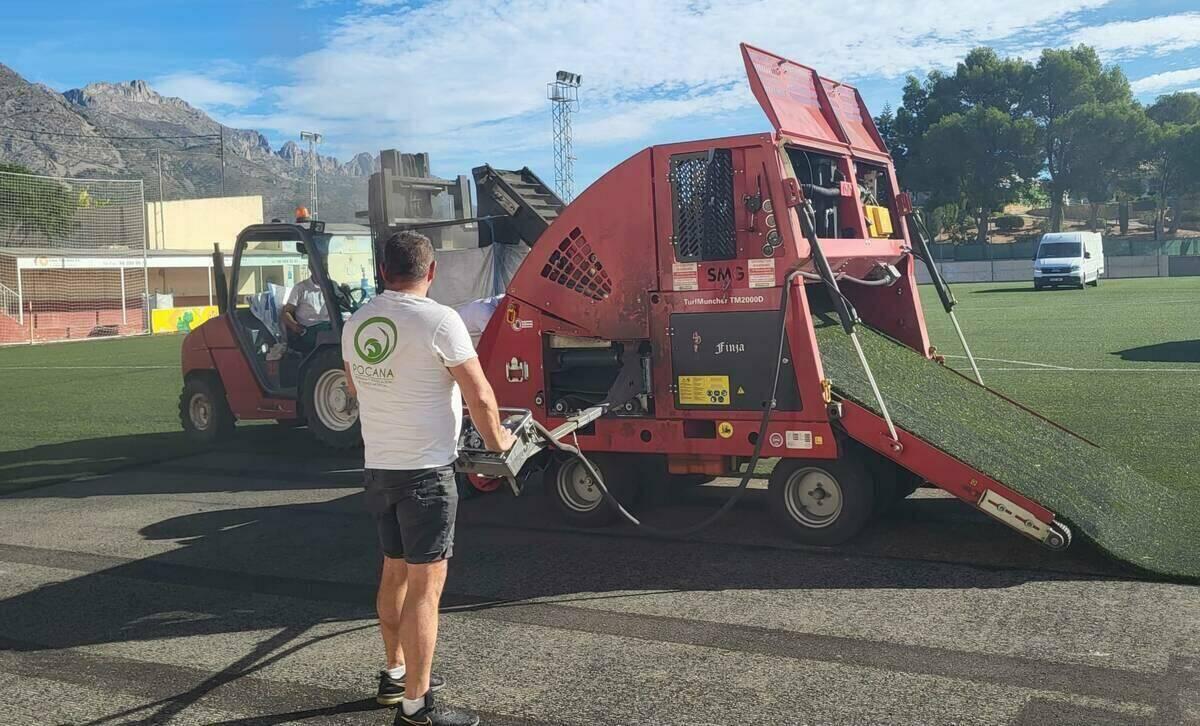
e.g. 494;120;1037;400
1033;232;1104;290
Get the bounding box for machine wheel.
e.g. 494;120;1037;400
894;469;922;500
179;374;234;443
1044;520;1073;551
544;453;637;527
301;347;361;449
768;458;873;545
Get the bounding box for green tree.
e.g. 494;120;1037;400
1144;94;1200;239
0;162;78;246
923;107;1041;244
1059;102;1154;230
1028;46;1132;231
890;48;1039;241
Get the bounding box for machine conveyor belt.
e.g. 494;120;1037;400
813;314;1199;579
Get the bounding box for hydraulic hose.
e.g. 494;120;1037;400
534;269;802;537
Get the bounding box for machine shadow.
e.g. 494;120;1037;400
0;473;1142;723
1114;340;1200;363
0;485;1131;653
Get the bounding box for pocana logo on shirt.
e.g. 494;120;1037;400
354;317;398;364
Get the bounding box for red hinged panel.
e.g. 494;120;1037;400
741;44;842;147
819;80;888;157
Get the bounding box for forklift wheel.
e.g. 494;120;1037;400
179;374;234;443
301;348;361;449
545;453;637;527
768;458;873;545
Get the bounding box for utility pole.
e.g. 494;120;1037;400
547;71;581;202
300;130;323;219
156;149;166;249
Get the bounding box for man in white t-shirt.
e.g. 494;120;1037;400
282;275;330;351
342;231;512;726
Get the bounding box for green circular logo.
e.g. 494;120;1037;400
355;316;398;364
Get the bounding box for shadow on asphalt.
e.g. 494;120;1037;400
0;453;1146;724
0;425;356;495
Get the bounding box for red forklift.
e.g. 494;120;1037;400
179;218;366;448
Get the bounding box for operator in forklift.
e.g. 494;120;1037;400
280;272;330;352
342;230;514;726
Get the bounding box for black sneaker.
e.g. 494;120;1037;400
377;670;446;706
393;691;479;726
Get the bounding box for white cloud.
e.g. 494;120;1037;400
153;72;260;109
1069;12;1200;59
249;0;1110;167
1131;67;1200;95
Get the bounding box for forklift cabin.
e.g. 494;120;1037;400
180;220;368;447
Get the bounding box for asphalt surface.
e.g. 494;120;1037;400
0;449;1198;725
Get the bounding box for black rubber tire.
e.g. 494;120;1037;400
301;347;362;449
894;469;922;500
1089;276;1100;287
179;373;234;444
768;457;874;545
544;452;638;527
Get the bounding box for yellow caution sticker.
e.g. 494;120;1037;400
678;375;731;405
717;421;734;438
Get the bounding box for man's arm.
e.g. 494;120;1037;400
448;357;514;452
281;304;304;334
343;361;358;398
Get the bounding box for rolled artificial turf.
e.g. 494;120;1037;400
813;313;1200;579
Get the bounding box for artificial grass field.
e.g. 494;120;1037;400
1;277;1197;516
815;278;1200;578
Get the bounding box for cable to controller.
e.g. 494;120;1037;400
532;269;802;537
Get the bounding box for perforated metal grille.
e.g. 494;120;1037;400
670;149;736;262
539;227;612;301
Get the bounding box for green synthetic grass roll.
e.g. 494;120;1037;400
814;313;1200;579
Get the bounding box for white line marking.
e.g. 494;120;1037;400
0;365;173;370
942;354;1199;373
953;298;1197;313
943;354;1072;370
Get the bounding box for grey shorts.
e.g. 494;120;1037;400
364;466;458;564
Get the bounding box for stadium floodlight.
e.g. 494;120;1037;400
547;71;582;202
300;131;323;219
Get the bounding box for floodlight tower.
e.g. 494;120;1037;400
547;70;581;202
300;130;323;219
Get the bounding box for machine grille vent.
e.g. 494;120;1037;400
539;227;613;301
670;149;737;262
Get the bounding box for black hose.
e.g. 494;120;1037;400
534;269;801;537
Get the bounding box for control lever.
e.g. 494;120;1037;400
456;405;607;495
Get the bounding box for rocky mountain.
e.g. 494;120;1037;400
0;64;377;222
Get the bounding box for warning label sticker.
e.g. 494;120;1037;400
785;430;814;449
678;375;730;406
672;262;699;291
748;258;776;288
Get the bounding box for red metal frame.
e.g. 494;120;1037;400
475;43;1061;534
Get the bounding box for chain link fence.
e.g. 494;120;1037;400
0;170;148;344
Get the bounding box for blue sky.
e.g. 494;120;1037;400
4;1;1199;189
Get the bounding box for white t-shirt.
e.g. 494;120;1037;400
342;290;477;470
286;278;329;327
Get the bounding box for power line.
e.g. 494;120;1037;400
0;123;220;141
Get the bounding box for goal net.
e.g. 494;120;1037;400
0;170;148;344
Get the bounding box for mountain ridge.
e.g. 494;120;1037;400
0;64;373;222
